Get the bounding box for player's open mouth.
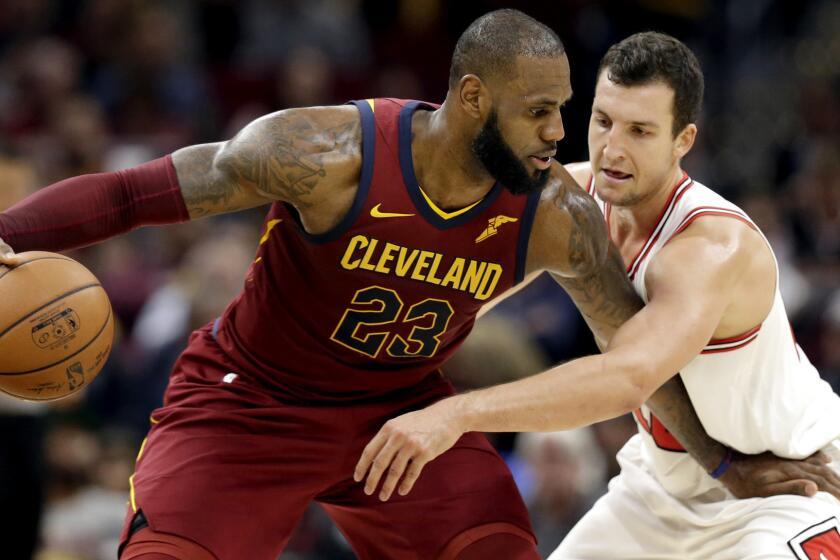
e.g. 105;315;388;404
529;154;554;170
602;168;633;181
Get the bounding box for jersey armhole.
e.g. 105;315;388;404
514;191;542;284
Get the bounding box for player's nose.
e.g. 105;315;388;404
602;131;626;161
541;113;565;143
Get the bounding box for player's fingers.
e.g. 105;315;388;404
378;448;413;501
363;438;401;496
354;432;387;482
763;479;818;498
805;450;831;465
0;248;20;267
787;461;840;498
804;468;840;500
398;456;429;497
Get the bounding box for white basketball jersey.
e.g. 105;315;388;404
586;173;840;499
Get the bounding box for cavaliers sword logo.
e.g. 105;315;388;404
475;215;518;243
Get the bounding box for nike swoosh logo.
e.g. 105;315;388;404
370;203;415;219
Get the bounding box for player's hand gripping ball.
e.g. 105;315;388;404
0;251;114;401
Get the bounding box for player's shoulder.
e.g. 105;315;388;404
657;180;764;271
669;179;758;246
251;105;362;154
526;164;609;276
668;211;758;254
536;162;595;216
221;104;364;211
562;161;592;190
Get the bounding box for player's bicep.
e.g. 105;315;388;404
173;142;272;219
606;236;745;387
174;105;361;219
562;161;592;188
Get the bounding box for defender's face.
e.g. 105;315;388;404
589;71;689;207
474;54;572;193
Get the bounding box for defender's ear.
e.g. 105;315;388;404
674;123;697;160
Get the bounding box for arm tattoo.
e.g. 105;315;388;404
551;188;642;345
176;108;361;219
234;114;360;208
645;375;727;472
551;187;728;471
177;146;248;218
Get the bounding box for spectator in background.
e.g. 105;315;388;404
87;3;211;150
515;430;606;557
788;142;840;267
38;425;135;560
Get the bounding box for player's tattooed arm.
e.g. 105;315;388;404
535;183;728;471
648;375;840;499
528;168;642;348
173;105;362;219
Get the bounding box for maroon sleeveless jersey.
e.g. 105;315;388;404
212;98;541;401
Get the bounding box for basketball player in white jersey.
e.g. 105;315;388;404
355;32;840;559
548;32;840;559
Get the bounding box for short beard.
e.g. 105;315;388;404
471;109;551;195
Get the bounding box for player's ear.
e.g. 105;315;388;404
673;123;697;159
457;74;486;120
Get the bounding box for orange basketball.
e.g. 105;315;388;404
0;251;114;401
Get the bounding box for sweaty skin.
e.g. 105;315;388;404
1;55;835;506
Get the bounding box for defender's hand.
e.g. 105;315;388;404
354;399;465;501
0;237;20;266
720;450;840;500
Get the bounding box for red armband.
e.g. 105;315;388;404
0;155;189;252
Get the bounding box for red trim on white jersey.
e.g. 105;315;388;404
664;206;756;246
585;175;595;196
619;173;693;280
702;324;762;354
662;205;764;354
633;408;650;431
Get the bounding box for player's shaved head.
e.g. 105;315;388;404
449;9;565;90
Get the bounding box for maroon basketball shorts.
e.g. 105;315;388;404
120;327;535;559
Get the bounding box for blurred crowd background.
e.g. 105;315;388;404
0;0;838;558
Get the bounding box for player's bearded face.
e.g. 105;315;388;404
472;109;551;195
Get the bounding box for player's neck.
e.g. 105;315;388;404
411;104;497;211
611;167;685;238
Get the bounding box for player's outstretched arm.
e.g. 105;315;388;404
175;105;361;219
0;105;361;257
354;168;840;502
644;373;840;499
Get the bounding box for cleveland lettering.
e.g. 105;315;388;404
339;235;503;300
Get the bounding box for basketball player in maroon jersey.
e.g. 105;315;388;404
0;10;835;560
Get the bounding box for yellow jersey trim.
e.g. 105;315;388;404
418;187;483;220
136;438;148;462
259;219;282;245
129;474;137;512
366;99;375;112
